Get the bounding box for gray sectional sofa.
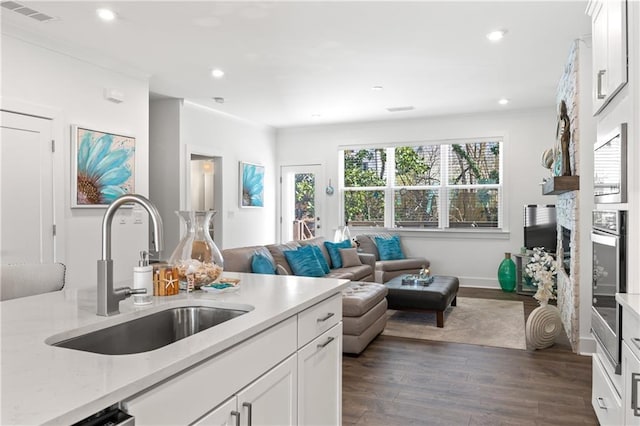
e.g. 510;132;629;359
355;234;430;283
221;236;388;354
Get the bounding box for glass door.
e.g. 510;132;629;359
280;165;323;242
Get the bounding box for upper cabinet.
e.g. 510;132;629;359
588;0;629;115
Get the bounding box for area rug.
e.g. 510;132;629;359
382;297;527;350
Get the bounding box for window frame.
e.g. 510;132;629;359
339;137;505;232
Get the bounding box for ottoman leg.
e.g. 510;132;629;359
436;311;444;328
451;296;457;307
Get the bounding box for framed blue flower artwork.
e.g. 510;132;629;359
71;125;135;208
240;161;264;208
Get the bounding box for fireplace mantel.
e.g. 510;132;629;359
542;176;580;195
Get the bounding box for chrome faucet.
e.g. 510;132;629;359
97;194;164;316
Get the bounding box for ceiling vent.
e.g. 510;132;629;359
1;1;56;22
386;106;415;112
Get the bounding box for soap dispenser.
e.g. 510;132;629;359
133;250;153;305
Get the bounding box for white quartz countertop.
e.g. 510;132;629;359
0;272;350;425
617;293;640;321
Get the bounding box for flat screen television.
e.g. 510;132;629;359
523;205;558;253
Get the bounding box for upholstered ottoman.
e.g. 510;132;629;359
385;275;459;328
341;282;388;355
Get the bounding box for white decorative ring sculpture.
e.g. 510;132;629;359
526;304;562;349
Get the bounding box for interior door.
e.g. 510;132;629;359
1;111;54;264
280;165;323;242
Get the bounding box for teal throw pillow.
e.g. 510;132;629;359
310;245;330;274
324;239;352;269
251;252;276;274
375;235;406;260
283;245;325;277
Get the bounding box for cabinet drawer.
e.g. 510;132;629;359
623;309;640;360
298;293;342;347
123;316;297;425
593;353;623;426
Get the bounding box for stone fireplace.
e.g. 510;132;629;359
551;39;595;353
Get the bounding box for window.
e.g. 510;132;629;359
342;139;502;230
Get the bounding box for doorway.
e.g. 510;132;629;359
188;153;222;247
280;165;323;243
1;110;55;263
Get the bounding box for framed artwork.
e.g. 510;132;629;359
239;161;264;208
71;125;135;208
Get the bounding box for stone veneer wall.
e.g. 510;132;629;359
555;40;581;351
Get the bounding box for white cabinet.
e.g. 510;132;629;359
298;324;342;426
195;355;297;426
123;293;344;426
193;397;239;426
592;352;623;425
622;342;640;425
237;354;297;426
588;0;628;114
622;308;640;425
123;316;297;425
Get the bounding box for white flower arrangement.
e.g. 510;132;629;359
525;247;558;305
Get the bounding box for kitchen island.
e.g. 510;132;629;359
1;272;349;425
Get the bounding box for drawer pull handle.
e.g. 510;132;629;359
317;336;335;349
632;337;640;352
230;410;240;426
597;397;608;410
597;69;607;100
242;402;252;426
317;312;335;322
633;373;640;416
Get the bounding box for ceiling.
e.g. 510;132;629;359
1;1;591;128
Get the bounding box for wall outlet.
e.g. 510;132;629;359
134;210;143;224
119;214;127;225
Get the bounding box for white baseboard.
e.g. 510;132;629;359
578;336;596;355
458;276;501;289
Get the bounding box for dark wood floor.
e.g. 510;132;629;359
342;288;597;425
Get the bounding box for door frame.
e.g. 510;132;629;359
279;164;324;243
184;144;224;248
1;97;65;263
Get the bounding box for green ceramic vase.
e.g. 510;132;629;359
498;252;516;292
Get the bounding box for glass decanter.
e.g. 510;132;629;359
169;210;224;289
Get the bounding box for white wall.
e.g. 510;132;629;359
1;35;151;289
276;108;557;288
150;99;277;253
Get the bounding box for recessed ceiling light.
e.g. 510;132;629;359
211;69;225;79
97;8;116;21
311;114;322;118
372;86;383;91
486;30;506;42
498;98;509;105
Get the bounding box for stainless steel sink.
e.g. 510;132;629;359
51;306;249;355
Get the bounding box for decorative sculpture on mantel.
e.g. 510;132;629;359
555;100;571;176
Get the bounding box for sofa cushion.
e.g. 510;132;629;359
327;264;373;281
356;233;396;259
266;241;301;275
298;236;332;267
283;245;325;277
339;248;362;267
341;282;389;317
311;245;330;274
251;251;276;274
222;245;272;273
324;239;352;268
375;235;406;260
376;257;429;272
